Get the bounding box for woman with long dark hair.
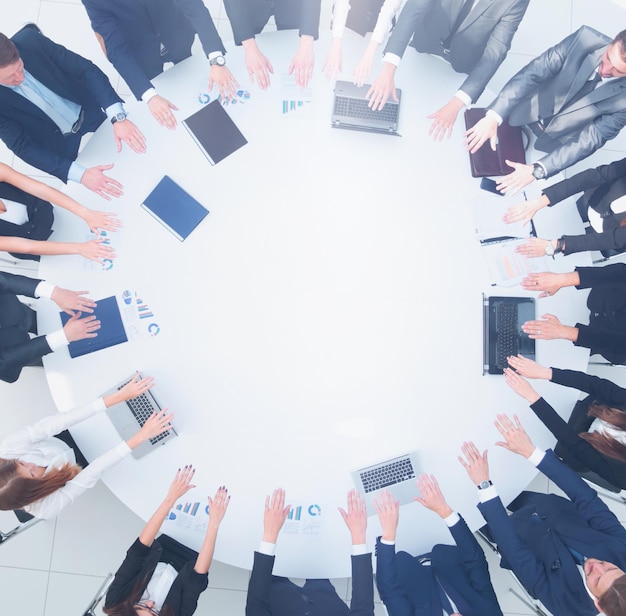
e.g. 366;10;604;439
104;466;230;616
504;354;626;489
0;374;173;518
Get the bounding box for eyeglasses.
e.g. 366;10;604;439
133;602;160;616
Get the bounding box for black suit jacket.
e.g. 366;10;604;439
0;27;122;182
0;271;51;383
245;551;374;616
223;0;321;46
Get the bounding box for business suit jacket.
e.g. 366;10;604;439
489;26;626;177
0;182;54;259
105;537;208;616
0;271;52;383
478;450;626;616
82;0;226;101
223;0;322;46
375;517;503;616
572;263;626;364
245;551;374;616
0;27;122;183
384;0;530;103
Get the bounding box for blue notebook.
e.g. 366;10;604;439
60;295;128;358
142;176;209;241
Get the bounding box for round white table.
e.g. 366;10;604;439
38;30;592;578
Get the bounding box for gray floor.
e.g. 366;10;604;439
2;1;626;614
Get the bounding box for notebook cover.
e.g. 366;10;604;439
464;108;526;178
183;100;247;165
142;175;209;241
60;295;128;358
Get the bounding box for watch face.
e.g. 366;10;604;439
212;55;225;66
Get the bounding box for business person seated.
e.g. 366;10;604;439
0;161;119;260
367;0;530;141
222;0;322;89
0;25;146;200
0;271;102;383
465;27;626;195
504;355;626;490
374;477;503;615
245;487;374;616
519;264;626;365
505;155;626;258
82;0;240;130
104;466;229;616
0;374;173;518
459;415;626;616
323;0;403;84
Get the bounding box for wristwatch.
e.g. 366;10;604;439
110;111;128;125
532;163;547;180
545;241;556;257
477;480;493;490
209;55;226;67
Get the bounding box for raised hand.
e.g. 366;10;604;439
207;486;231;528
503;368;541;403
507;355;552;380
373;489;399;541
263;487;290;543
494;414;535;458
458;441;490;486
50;287;96;315
339;488;367;544
415;474;453;518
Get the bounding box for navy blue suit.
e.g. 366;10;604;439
478;450;626;616
0;27;122;182
82;0;226;101
245;551;374;616
376;517;502;616
0;271;51;383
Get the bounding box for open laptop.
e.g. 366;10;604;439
352;451;420;514
332;80;402;135
103;373;177;459
483;295;535;375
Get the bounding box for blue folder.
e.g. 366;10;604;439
60;295;128;358
142;175;209;241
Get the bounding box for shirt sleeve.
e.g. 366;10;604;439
331;0;351;38
370;0;403;45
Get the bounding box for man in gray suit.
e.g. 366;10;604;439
368;0;530;141
465;27;626;195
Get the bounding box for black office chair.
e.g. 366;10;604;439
82;573;114;616
0;511;41;546
579;471;626;505
476;527;552;616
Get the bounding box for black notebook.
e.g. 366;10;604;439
60;295;128;358
183;100;247;165
142;175;209;241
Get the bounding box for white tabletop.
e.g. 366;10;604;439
37;30;592;578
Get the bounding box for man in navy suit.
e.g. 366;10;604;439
245;488;374;616
374;476;502;616
0;26;146;200
459;415;626;616
222;0;321;90
82;0;241;130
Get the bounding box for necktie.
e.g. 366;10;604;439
436;578;454;615
441;0;475;52
568;72;602;108
568;546;586;566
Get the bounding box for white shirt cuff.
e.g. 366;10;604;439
35;281;55;300
380;538;395;545
528;447;546;466
258;541;276;556
46;328;69;351
68;161;86;184
486;109;503;126
94;397;107;413
352;544;368;556
444;511;460;527
477;484;499;503
382;53;401;67
207;51;224;60
141;88;158;103
105;102;125;120
455;90;472;106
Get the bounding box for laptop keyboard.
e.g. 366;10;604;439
117;382;170;445
334;96;399;124
360;457;415;493
495;302;519;369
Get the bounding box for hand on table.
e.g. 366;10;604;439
464;115;498;153
366;63;398;110
62;311;100;341
458;441;490;485
503;367;541;404
78;237;115;263
495;161;535;196
207;486;231;528
494;413;535;458
503;196;548;225
262;487;290;543
323;38;342;81
353;48;375;87
51;287;96;315
521;313;572;340
118;372;155;401
209;65;240;101
289;35;315;88
521;272;566;298
516;238;556;258
81;165;124;200
81;208;121;234
427;97;464;141
243;39;274;90
506;355;552;380
135;408;175;444
113;119;147;153
373;489;399;541
415;474;453;518
339;488;367;545
148;94;178;130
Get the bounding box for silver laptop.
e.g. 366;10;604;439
332;80;402;135
104;373;177;459
352;451;420;514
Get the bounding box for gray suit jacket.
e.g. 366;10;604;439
489;26;626;176
384;0;530;102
